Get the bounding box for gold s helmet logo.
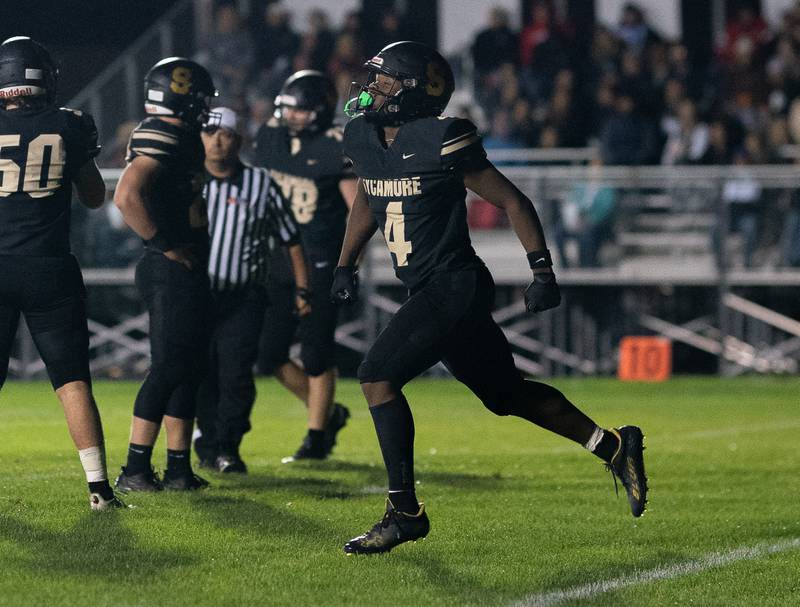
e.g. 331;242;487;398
170;67;193;95
425;62;445;97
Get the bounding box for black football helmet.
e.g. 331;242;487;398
344;41;454;125
143;57;216;126
274;70;337;134
0;36;58;106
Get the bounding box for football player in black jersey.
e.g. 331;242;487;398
332;42;648;554
113;58;216;492
252;71;357;462
0;37;122;510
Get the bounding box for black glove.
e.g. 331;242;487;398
330;266;358;304
524;272;561;313
74;110;101;159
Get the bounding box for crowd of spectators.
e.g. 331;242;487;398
470;0;800;166
92;0;800;269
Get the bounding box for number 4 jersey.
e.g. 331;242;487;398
0;105;100;256
343;115;490;291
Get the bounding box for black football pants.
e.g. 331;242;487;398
0;255;91;390
133;252;210;423
195;285;268;458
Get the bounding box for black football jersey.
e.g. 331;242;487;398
343;115;490;290
252;120;353;256
125;117;207;254
0;106;100;256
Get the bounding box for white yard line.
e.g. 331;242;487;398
512;537;800;607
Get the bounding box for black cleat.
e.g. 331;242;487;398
197;457;217;470
90;492;127;511
114;467;163;493
281;434;327;463
606;426;648;517
323;403;350;455
214;454;247;474
162;470;209;491
344;500;430;555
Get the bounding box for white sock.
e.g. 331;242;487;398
583;426;605;452
78;445;108;484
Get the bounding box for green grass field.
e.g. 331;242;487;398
0;377;798;606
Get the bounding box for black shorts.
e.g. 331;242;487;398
0;255;90;390
358;266;523;408
258;259;338;377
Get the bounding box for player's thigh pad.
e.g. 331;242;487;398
441;273;524;416
22;256;91;390
257;281;297;374
299;267;338;376
357;270;480;388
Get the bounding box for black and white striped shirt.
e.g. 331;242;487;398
204;162;299;291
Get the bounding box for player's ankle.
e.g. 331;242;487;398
388;489;419;513
584;426;621;463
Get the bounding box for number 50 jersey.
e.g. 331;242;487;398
343;115;490;291
0;106;100;257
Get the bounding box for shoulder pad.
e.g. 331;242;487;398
126;118;180;162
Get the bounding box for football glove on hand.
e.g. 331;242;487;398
77;111;101;158
524;272;561;313
330;266;358;304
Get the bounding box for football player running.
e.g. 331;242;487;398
332;41;648;554
114;58;216;492
252;71;357;462
0;37;122;510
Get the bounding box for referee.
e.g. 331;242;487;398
195;107;309;473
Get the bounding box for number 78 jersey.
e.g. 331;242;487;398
343;115;490;291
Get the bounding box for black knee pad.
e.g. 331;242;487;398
165;382;197;420
301;349;334;377
476;373;526;416
35;326;91;390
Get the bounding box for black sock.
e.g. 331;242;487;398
593;430;621;463
126;443;153;475
166;449;191;475
370;395;418;513
88;480;115;500
307;429;325;450
388;490;420;513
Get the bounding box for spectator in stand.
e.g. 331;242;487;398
471;7;518;81
717;2;771;65
600;88;657;165
781;185;800;267
328;34;363;90
717;146;763;267
519;1;568;102
661;99;709;165
253;3;300;74
616;3;660;55
296;9;336;73
198;4;253;106
553;158;617;267
701;116;743;165
483;109;526;153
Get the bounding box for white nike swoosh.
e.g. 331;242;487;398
315;261;330;268
402;153;415;159
307;159;318;165
535;257;545;264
